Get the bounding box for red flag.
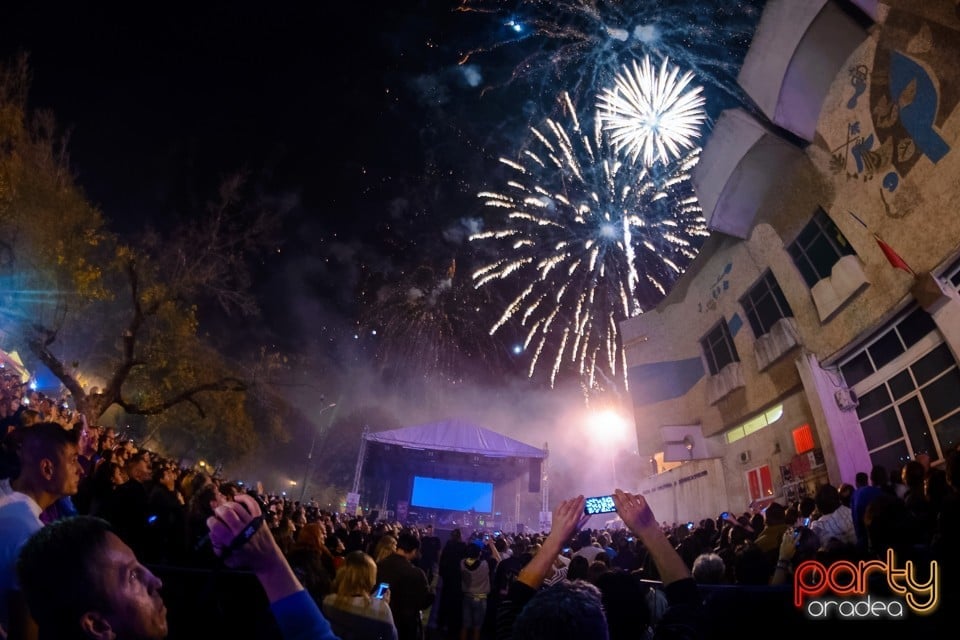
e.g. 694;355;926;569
873;233;914;275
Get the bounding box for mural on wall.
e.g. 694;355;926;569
871;15;958;173
828;8;958;218
698;262;733;313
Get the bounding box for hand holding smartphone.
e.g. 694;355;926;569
374;582;389;599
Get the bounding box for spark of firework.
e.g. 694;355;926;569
597;56;707;167
470;93;708;393
359;261;512;390
457;0;763;113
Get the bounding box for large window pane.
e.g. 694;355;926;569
754;295;784;335
857;385;892;419
912;343;956;386
870;440;910;474
760;466;773;497
788;245;819;288
842;351;874;387
899;397;939;462
921;369;960;422
772;281;793;318
934;412;960;453
860;407;904;450
888;370;915;400
701;320;738;376
868;330;905;371
806;235;842;281
897;308;937;348
796;223;819;247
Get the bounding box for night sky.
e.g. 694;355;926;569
0;2;526;363
0;2;769;486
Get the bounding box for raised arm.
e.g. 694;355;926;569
516;496;586;590
206;494;339;640
611;489;690;585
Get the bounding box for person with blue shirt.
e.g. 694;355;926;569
16;493;340;640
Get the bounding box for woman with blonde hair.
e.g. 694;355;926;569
373;533;398;563
322;550;398;640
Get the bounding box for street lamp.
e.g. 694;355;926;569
299;401;337;502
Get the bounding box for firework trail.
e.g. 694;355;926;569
469;93;708;393
457;0;764;115
597;55;707;167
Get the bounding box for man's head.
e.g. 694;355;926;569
17;516;168;639
855;472;869;489
124;451;152;483
576;529;592;549
152;462;177;491
396;531;421;558
15;421;83;502
78;425;101;458
99;428;117;452
513;580;608;640
870;464;888;487
814;484;841;516
762;502;786;526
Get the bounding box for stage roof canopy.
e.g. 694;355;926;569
364;419;546;459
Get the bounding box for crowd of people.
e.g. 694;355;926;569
1;371;959;638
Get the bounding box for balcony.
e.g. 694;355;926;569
706;361;745;405
754;317;802;371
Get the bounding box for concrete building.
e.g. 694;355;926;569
620;0;960;525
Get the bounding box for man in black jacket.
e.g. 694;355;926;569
377;531;435;640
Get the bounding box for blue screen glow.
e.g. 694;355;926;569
410;476;494;512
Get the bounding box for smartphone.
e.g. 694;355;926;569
720;511;729;520
802;517;811;527
686;522;694;530
584;495;617;515
374;583;389;599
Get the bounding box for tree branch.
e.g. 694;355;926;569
27;326;85;400
100;259;149;403
115;376;247;417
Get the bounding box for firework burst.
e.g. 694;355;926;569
457;0;764;111
597;55;707;167
469;93;708;393
359;261;512;390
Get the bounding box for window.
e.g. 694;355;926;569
740;270;794;337
700;319;739;376
839;306;937;387
792;424;815;454
725;404;784;444
786;208;856;287
853;342;960;467
746;465;774;502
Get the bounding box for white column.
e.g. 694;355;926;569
913;273;960;364
795;351;872;485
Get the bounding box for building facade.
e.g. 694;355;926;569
620;0;960;524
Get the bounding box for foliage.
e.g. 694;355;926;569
0;55;289;461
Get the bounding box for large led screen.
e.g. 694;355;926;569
410;476;493;513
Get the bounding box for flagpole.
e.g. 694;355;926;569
847;210;916;276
